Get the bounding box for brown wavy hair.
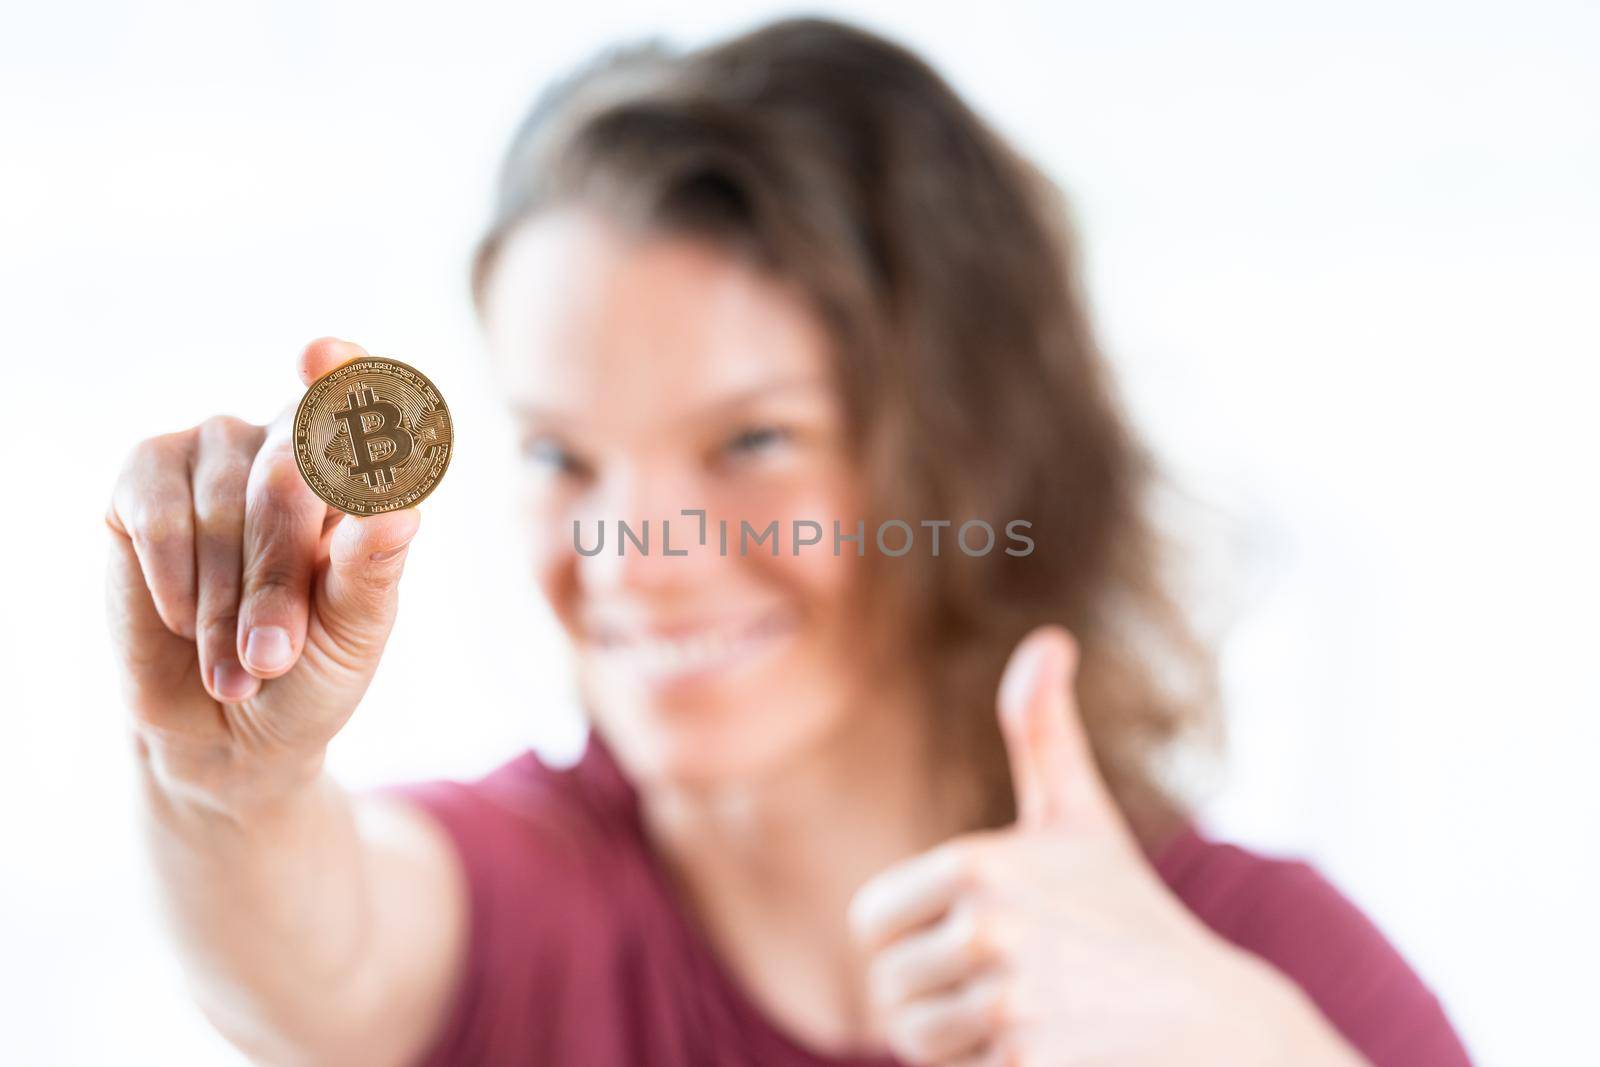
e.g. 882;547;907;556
467;17;1223;846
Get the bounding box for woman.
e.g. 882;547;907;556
104;17;1471;1067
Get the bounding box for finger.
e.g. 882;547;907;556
249;509;420;747
299;336;369;386
945;1041;1011;1067
311;509;420;658
997;625;1115;830
237;412;329;679
108;431;198;640
105;520;207;724
850;842;973;952
885;972;1006;1066
192;416;266;703
868;900;998;1008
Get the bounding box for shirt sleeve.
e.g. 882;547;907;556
1169;834;1474;1067
378;777;511;1067
373;766;623;1067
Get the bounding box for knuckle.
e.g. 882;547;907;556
330;566;401;621
114;435;195;538
988;1041;1023;1067
193;465;250;527
119;438;157;479
257;434;298;472
196;611;239;654
127;430;186;468
127;498;190;549
888;1007;935;1064
196;413;255;446
244;488;301;543
193;528;245;583
986;975;1019;1030
244;558;304;600
915;1001;963;1062
953;904;992;963
941;838;988;885
243;484;319;555
116;440;174;501
244;439;304;501
195;532;244;589
867;948;906;1005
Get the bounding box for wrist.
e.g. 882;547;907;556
1213;946;1369;1067
132;723;328;828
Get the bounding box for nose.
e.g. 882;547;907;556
574;460;721;594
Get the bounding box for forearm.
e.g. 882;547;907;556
136;744;385;1064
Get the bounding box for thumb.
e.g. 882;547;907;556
997;625;1117;830
313;508;421;657
297;333;416;655
247;508;419;753
299;335;369;386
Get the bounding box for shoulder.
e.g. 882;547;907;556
384;749;618;859
367;738;664;1067
377;740;642;922
1152;824;1473;1067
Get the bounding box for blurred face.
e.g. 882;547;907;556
483;207;881;791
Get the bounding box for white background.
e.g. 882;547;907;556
2;2;1596;1064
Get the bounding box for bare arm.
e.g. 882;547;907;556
135;762;464;1067
107;337;464;1066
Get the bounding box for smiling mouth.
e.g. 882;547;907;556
586;610;798;686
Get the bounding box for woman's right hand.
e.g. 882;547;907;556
105;337;422;817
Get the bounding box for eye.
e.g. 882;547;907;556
721;424;792;458
520;434;590;479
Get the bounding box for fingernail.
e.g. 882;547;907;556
212;662;260;703
370;542;411;563
244;626;293;673
1000;636;1050;719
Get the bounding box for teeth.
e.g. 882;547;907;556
593;616;787;682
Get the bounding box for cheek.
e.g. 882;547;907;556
720;465;865;612
522;491;580;623
760;534;861;612
716;452;864;541
531;540;570;604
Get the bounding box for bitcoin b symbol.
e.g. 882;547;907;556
332;385;414;488
294;355;452;515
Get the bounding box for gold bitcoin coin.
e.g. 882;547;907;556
293;356;454;515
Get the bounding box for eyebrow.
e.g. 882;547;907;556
510;375;834;428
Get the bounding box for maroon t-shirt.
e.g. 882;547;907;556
383;734;1472;1066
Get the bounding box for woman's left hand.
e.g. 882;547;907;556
847;625;1368;1067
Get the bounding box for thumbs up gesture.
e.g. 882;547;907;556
847;626;1368;1067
